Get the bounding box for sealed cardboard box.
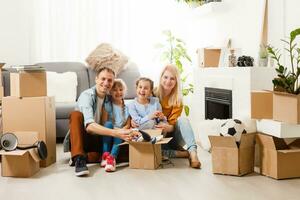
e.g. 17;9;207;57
209;133;256;176
0;132;40;177
256;119;300;138
10;71;47;97
197;48;221;67
256;133;300;179
273;92;300;124
0;86;3;101
251;91;273;119
2;96;56;167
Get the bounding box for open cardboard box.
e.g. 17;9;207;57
10;71;47;97
0;132;40;177
209;133;256;176
251;90;273;119
273;91;300;124
125;129;172;170
2;96;56;167
197;48;221;67
256;133;300;179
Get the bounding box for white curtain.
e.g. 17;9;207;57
29;0;190;78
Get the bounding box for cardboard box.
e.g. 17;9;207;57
0;86;3;101
256;119;300;138
251;91;273;119
0;132;40;177
273;92;300;124
10;71;47;97
2;96;56;167
256;133;300;179
127;129;171;169
197;48;221;67
209;133;256;176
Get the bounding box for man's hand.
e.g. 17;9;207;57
114;129;131;141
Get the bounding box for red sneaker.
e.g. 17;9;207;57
105;155;116;172
100;152;110;167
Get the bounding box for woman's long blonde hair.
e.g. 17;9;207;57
155;64;182;106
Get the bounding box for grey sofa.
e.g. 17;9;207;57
1;62;140;138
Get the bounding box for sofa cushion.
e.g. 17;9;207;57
88;61;140;99
35;62;89;99
47;71;78;103
56;102;76;119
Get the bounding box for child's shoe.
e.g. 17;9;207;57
105;155;116;172
100;152;110;167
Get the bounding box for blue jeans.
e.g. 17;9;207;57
162;117;197;158
102;121;123;158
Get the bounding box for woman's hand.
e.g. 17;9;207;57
114;129;132;141
155;123;174;134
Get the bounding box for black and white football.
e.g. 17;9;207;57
220;119;247;142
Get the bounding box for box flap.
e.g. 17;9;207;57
28;148;40;162
273;91;300;98
209;136;237;148
256;133;288;150
239;133;256;148
278;149;300;153
0;149;27;156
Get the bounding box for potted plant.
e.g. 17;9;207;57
175;0;206;8
156;30;193;116
258;44;268;67
267;28;300;124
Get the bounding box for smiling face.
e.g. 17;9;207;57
111;85;125;102
136;80;152;101
160;69;177;93
95;69;115;97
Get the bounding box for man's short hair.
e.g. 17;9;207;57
96;67;115;77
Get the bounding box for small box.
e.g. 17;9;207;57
2;96;56;167
0;86;3;101
256;119;300;138
127;129;171;170
256;133;300;179
0;132;40;177
273;92;300;124
10;71;47;97
197;48;221;67
209;133;256;176
251;91;273;119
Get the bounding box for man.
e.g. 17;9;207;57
69;67;131;176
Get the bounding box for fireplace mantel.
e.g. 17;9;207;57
190;67;276;121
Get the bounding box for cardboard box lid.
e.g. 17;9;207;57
256;133;289;150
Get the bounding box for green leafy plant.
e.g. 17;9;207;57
175;0;205;5
156;30;193;116
268;28;300;94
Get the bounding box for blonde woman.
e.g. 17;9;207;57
154;64;201;169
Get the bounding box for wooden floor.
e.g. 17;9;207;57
1;144;300;200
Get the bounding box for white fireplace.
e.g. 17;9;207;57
190;67;276;121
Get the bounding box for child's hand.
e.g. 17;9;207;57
149;111;163;119
156;111;165;120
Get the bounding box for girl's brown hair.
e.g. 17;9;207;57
135;77;154;91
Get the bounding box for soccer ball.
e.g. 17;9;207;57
220;119;247;143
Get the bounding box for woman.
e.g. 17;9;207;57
154;64;201;169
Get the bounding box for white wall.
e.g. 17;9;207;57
0;0;34;65
1;0;300;71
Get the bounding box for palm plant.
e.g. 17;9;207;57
156;30;193;116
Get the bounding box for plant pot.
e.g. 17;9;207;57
259;58;268;67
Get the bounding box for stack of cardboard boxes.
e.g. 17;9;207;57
0;69;56;177
252;90;300;179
